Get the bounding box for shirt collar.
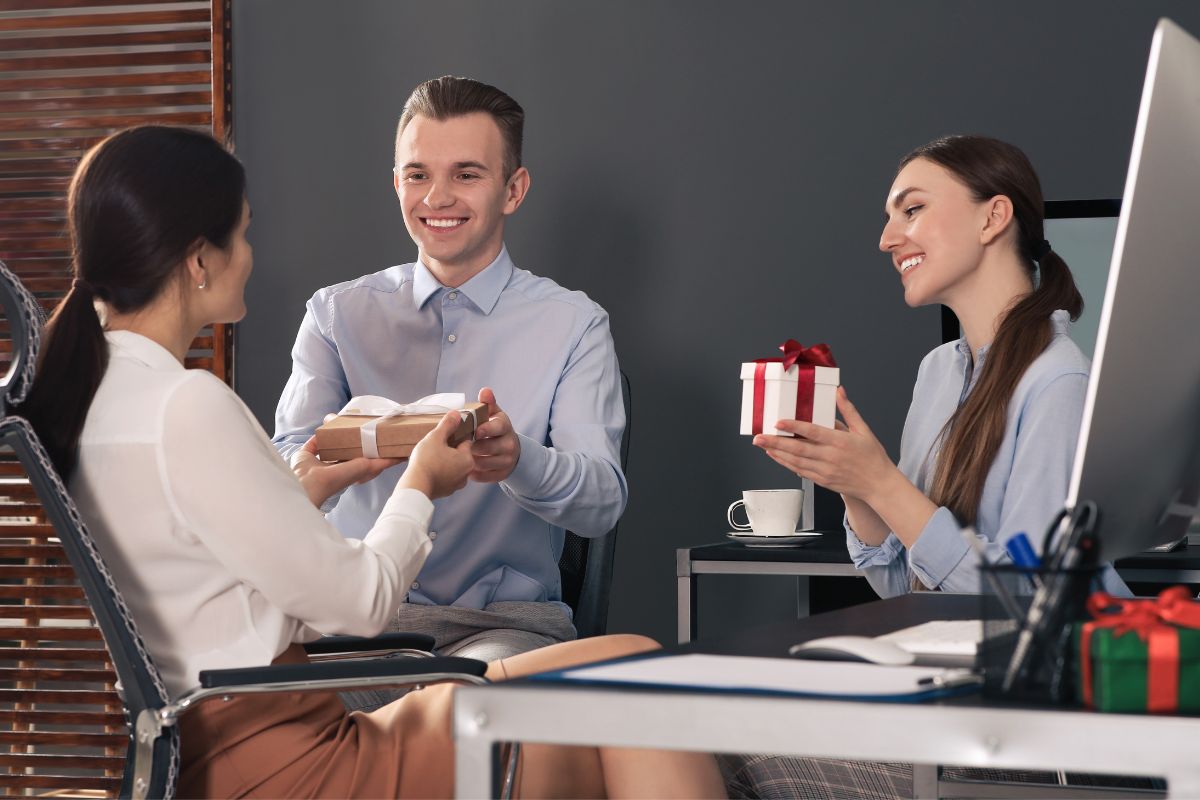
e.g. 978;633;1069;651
105;330;183;372
953;309;1074;364
412;246;514;314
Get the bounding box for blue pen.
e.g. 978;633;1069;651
1006;532;1043;589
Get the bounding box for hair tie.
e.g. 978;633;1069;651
71;277;95;295
1033;239;1052;260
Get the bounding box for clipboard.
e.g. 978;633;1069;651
530;653;981;703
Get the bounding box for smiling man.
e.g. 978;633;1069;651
271;77;627;681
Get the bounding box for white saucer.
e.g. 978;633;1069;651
726;531;822;547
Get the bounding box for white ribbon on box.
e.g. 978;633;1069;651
337;393;467;459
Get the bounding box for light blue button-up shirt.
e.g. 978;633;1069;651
272;247;627;614
846;311;1130;598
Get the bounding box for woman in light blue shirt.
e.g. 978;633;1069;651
755;135;1129;598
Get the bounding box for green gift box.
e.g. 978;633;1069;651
1077;586;1200;713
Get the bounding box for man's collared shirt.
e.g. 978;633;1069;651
845;310;1130;598
273;247;627;614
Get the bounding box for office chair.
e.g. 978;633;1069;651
558;369;630;638
0;262;496;799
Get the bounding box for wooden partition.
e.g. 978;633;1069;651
0;1;232;793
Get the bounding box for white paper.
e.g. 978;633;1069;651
554;653;971;699
876;620;982;657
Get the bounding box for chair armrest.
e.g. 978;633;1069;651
303;632;435;657
198;654;486;689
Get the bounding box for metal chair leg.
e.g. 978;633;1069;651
500;742;521;799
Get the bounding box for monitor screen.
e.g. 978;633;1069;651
1043;200;1120;359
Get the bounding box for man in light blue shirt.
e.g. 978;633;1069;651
272;77;627;664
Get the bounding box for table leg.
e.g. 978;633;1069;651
453;706;496;799
911;763;939;799
795;575;810;618
677;573;697;644
676;549;698;644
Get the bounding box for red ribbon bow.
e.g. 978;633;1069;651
751;341;838;435
1080;586;1200;712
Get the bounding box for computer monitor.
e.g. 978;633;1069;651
1067;17;1200;561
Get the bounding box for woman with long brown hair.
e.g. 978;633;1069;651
20;125;725;798
755;135;1129;597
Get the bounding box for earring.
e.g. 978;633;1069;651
198;270;208;290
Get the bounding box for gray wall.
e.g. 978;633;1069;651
232;1;1200;645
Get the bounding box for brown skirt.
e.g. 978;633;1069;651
177;644;458;799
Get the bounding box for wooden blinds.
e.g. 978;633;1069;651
0;1;231;794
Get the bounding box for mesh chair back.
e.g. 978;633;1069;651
558;370;630;638
0;262;179;799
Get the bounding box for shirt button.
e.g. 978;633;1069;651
428;531;438;541
447;334;457;343
411;581;420;591
448;292;458;300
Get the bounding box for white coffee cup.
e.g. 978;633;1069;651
727;489;804;536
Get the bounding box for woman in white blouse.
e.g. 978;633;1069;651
21;126;724;799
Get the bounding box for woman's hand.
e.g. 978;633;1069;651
753;387;897;504
291;434;402;509
399;411;475;500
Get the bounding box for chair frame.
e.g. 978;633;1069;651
560;369;631;638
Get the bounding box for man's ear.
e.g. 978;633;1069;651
979;194;1015;246
502;166;531;216
393;169;400;196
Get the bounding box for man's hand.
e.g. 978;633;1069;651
291;424;402;509
470;387;521;483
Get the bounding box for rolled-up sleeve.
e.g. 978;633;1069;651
844;520;910;598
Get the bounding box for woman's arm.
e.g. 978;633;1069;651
157;372;435;637
842;494;890;546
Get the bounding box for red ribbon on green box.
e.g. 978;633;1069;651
751;340;838;435
1080;586;1200;712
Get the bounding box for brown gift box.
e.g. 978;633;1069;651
315;402;488;461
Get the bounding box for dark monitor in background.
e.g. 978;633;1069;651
938;198;1121;356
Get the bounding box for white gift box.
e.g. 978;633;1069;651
740;362;840;435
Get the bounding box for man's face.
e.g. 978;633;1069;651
394;112;528;281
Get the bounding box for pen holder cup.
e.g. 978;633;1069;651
978;563;1100;705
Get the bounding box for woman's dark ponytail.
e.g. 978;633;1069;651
18;126;245;478
22;282;109;477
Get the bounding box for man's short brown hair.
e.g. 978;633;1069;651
396;76;524;180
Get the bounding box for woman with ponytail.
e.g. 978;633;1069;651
755;135;1129;598
19;126;723;799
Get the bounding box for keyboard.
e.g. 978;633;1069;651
876;620;981;658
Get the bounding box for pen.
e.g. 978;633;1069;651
917;671;983;690
1002;503;1100;694
1005;532;1043;589
961;527;1024;622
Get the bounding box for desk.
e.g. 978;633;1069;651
676;532;855;643
677;538;1200;643
454;594;1200;799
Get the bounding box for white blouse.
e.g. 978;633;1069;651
70;330;432;698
